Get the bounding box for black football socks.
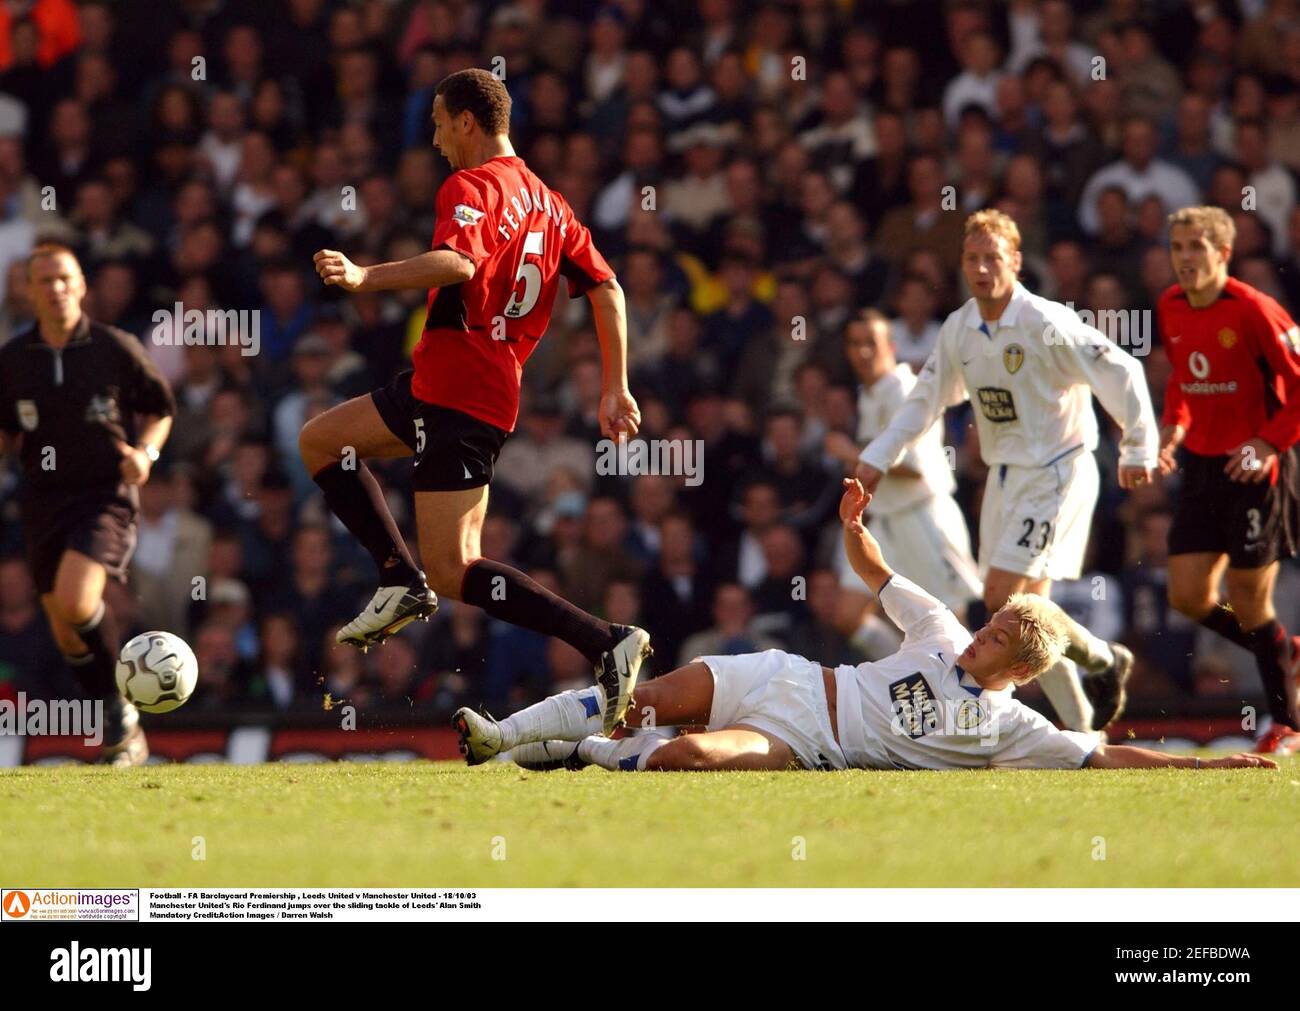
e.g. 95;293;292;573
314;461;419;585
1196;602;1253;650
460;559;613;664
71;599;121;701
1242;619;1293;726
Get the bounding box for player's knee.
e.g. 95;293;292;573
646;736;709;771
423;558;471;599
298;416;335;464
1167;583;1212;619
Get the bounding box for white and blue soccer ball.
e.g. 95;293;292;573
115;631;199;714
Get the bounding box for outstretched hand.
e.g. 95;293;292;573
839;477;872;528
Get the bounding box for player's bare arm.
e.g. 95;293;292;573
824;432;921;481
1157;423;1185;475
1224;437;1279;484
313;247;475;293
587;277;641;439
839;478;893;594
1086;744;1276;770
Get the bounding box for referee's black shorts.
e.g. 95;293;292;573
370;369;509;492
1168;449;1300;569
23;491;137;595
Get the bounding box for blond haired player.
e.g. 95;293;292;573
858;210;1160;734
454;480;1273;773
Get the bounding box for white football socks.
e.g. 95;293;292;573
577;734;669;771
1060;614;1115;674
497;687;603;750
1038;657;1095;733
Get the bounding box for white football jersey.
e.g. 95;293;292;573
832;574;1097;770
860;283;1159;472
855;363;956;516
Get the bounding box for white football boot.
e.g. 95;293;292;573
337;572;437;652
595;624;653;736
453;708;504;766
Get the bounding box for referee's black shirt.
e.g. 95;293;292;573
0;315;176;506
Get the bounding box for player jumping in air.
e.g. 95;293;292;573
0;243;175;765
300;69;650;735
1158;206;1300;755
857;210;1160;735
454;479;1274;774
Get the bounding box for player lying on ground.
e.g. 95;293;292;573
859;210;1158;735
300;69;649;734
455;479;1276;773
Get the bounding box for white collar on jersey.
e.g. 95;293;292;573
961;281;1029;336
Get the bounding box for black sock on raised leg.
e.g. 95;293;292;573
313;461;419;585
72;600;121;702
460;559;613;664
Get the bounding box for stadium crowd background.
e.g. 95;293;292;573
0;0;1299;723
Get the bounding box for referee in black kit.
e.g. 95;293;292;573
0;242;175;765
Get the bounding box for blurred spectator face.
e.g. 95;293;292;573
158;87;197;133
665;47;702;90
209;390;249;435
90;263;136;320
0;558;35;610
273;164;308;211
5;259;30;315
51;99;91;149
252;78;287;129
1208;164;1246;210
631;475;675;524
770;282;808;333
774;141;809;191
844;316;895;385
907;156;943;205
624;250;662;300
808;570;839;626
799;172;834;218
338;49;377;99
896;276;935;322
824;385;855;432
208;91;244;138
660;515;694;565
604;581;641;626
811;267;852;311
623;130;661;173
956;126;993;177
1140;245;1175;299
175;180;217;226
712;51;747;101
1176;94;1210;144
565;134;600;177
238;132;276;182
75;180;116;228
585;498;627;551
962;33;999;74
822;72;857;123
795;363;828;407
764;413;802;460
742;483;780;531
1042;81;1077;128
719;257;755;300
761;525;803;579
826;202;865;251
1085;274;1128;320
1004;155;1042;204
624;50;659;97
1234;122;1267;171
291;342;331;387
372;638;416;695
1121;119;1157;169
1135;194;1167;243
262;268;305;316
261;615;298;665
209;536;243;580
1096;188;1130;234
224;25;263;77
196;622;238;676
1230;212;1267;258
1047;241;1087;290
292;527;332;576
232;442;269;490
713;584;752;632
75;53;116;103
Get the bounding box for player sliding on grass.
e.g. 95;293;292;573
1158;206;1300;755
859;209;1159;735
454;479;1275;774
299;69;649;734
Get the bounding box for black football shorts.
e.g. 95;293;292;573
1168;450;1299;569
370;369;509;492
24;492;137;595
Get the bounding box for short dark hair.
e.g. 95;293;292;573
435;68;511;135
27;241;80;278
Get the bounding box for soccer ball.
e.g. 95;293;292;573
116;631;199;714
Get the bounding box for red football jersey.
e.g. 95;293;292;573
411;155;614;431
1157;277;1300;460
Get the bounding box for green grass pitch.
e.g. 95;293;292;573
3;760;1298;887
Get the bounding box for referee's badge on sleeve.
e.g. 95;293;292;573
16;399;37;431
